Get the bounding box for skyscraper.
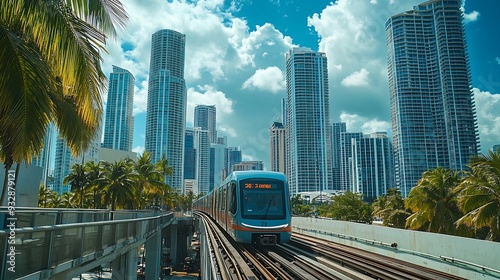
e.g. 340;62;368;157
184;127;210;195
285;47;332;195
145;29;187;192
386;0;479;196
194;105;217;144
102;65;134;151
53;125;102;195
352;133;394;200
339;132;363;191
32;123;55;187
331;122;346;191
270;121;286;174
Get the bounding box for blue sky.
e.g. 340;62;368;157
101;0;500;169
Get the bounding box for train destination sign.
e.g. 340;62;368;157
244;183;275;189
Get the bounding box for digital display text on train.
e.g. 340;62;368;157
244;183;276;189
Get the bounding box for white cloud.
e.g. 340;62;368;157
341;68;370;87
242;66;285;93
132;146;145;155
133;80;148;115
339;112;390;134
463;10;480;23
187;85;234;125
473;88;500;153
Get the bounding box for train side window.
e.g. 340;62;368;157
221;186;226;211
229;182;236;214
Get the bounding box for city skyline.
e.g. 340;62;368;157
99;0;499;170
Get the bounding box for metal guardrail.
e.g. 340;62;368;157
0;207;173;279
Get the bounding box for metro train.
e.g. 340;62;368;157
193;171;292;245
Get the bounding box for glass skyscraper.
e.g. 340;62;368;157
270;121;286;174
145;29;186;192
386;0;479;196
102;65;134;151
285;47;332;195
194;105;217;144
331;122;346;191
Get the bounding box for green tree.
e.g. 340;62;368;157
0;0;128;205
320;191;372;223
290;194;312;216
405;167;463;235
100;159;137;211
38;185;56;208
63;163;87;208
456;151;500;241
85;161;106;209
135;152;164;208
372;188;409;228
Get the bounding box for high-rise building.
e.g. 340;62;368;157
102;66;134;151
184;127;210;195
224;147;242;177
492;145;500;153
53;125;102;195
339;132;363;191
194;105;217;144
285;47;332;195
386;0;479;196
145;29;187;192
270;121;286;174
32;123;55;187
352;133;394;200
232;161;264;171
210;142;226;190
331;122;346;191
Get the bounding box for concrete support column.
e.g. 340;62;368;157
111;248;138;280
170;224;178;266
145;231;161;280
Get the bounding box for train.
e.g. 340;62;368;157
193;171;292;245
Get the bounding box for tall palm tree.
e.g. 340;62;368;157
372;188;409;228
135;152;164;208
63;163;87;208
456;150;500;241
85;160;106;209
38;185;56;208
100;159;137;211
0;0;128;205
405;167;463;235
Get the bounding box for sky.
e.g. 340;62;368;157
100;0;500;169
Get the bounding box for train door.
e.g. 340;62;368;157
228;181;237;237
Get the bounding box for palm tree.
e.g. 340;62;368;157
135;152;164;208
100;159;137;211
0;0;128;205
456;150;500;241
63;163;87;208
85;161;106;209
405;167;463;235
38;185;56;208
372;188;409;228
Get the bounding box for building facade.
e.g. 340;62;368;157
184;127;210;195
53;126;102;195
285;47;332;195
194;105;217;144
386;0;479;196
32;122;55;187
339;132;363;191
331;122;346;191
145;29;187;192
102;65;134;151
352;133;394;200
232;161;264;171
270;121;286;174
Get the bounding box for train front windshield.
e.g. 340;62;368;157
240;179;286;220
